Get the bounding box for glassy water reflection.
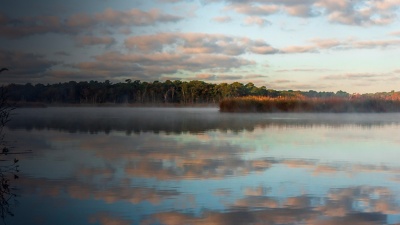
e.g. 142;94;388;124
5;107;400;224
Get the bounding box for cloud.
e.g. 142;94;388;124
310;38;343;48
206;0;400;26
123;33;399;60
195;73;217;80
0;8;183;39
275;68;336;73
60;50;254;83
281;45;318;53
352;39;400;49
271;79;293;83
0;49;58;82
191;73;249;81
76;35;116;46
280;38;400;53
212;16;232;23
0;14;63;39
284;4;320;17
323;73;387;80
93;8;182;26
245;74;268;79
124;32;277;55
225;3;280;16
277;37;341;54
389;30;400;36
44;70;116;83
269;81;334;90
243;16;271;27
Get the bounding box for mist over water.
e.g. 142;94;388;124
5;107;400;225
8;107;400;133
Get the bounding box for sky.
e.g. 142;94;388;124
0;0;400;93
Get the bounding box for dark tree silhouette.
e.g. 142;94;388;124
0;67;20;222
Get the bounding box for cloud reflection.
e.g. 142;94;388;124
140;185;395;225
16;176;179;205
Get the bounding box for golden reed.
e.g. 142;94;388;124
219;96;400;113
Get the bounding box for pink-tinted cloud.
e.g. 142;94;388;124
281;45;317;53
280;37;400;53
195;73;217;80
310;38;343;48
389;30;400;36
125;32;277;55
206;0;400;26
124;33;397;58
243;16;271;27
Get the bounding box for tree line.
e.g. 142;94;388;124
4;79;399;105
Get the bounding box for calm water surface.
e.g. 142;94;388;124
4;107;400;225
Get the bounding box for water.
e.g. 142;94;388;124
4;107;400;225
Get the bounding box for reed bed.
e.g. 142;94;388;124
219;96;400;113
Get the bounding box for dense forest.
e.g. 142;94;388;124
4;80;400;105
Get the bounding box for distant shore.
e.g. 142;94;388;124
10;96;400;113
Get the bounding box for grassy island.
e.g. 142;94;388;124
219;96;400;113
